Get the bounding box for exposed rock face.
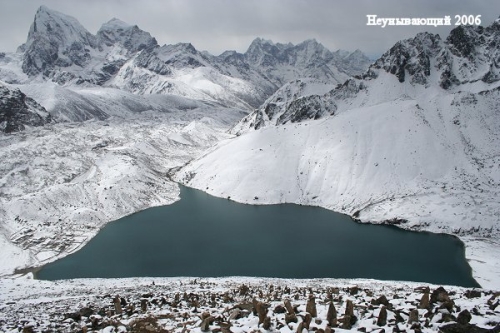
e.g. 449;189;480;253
20;6;97;77
370;32;442;84
232;78;338;133
367;18;500;88
0;83;52;133
96;18;157;53
244;38;370;86
234;16;500;135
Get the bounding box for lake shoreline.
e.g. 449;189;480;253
35;184;479;287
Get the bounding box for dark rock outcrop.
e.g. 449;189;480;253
0;83;52;133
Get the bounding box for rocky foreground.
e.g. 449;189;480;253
0;277;499;333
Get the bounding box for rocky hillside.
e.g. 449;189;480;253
0;277;498;333
0;82;52;133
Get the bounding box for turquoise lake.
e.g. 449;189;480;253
37;185;479;287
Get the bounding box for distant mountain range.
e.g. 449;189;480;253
0;6;371;131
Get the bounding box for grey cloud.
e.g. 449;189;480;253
0;0;499;58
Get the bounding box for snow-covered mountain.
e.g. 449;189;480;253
96;18;157;53
232;78;339;133
235;21;500;134
0;82;52;133
174;20;500;289
1;6;371;113
366;23;500;88
18;6;98;77
242;38;361;87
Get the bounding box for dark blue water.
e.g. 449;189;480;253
37;185;479;287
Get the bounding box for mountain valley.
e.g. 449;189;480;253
0;5;499;333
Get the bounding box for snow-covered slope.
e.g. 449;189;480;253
14;82;231;122
174;22;500;289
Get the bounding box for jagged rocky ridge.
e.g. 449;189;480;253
7;6;371;110
0;82;52;133
233;78;363;132
235;18;500;133
366;19;500;88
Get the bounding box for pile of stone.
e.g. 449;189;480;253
1;278;499;333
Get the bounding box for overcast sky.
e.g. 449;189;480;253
1;0;499;58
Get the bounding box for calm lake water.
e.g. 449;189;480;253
37;185;479;287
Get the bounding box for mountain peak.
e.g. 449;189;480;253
37;5;55;15
300;38;319;45
30;6;91;39
20;6;97;76
101;18;133;30
37;5;49;13
369;31;443;84
252;37;274;45
296;39;329;53
97;18;157;52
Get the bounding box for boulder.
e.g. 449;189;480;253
419;292;430;309
284;299;295;314
326;301;337;326
263;316;271;330
371;295;390;307
200;316;214;332
431;287;451;303
456;309;472;325
465;290;482;299
345;300;354;317
306;295;317;317
408;309;419;324
377;306;387;326
113;296;122;315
